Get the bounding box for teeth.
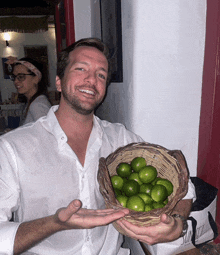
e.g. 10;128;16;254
79;89;95;95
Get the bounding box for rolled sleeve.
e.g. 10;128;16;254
0;222;21;255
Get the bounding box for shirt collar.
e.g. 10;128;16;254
45;106;104;147
46;105;68;145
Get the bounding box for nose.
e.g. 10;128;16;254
84;71;97;85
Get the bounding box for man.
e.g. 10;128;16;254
0;38;195;255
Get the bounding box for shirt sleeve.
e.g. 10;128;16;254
0;139;21;255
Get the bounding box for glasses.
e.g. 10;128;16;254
10;73;34;82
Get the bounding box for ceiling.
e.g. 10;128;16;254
0;0;59;15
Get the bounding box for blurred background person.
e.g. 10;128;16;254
9;57;51;125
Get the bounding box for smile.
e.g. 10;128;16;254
79;89;95;96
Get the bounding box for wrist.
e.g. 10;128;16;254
172;214;188;237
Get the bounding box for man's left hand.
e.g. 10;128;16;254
115;213;182;245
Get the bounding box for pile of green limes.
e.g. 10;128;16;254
111;157;174;212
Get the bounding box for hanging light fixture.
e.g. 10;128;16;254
4;33;10;47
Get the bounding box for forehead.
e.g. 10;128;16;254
13;64;29;74
68;46;108;68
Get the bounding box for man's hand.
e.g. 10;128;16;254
115;213;182;245
54;199;130;230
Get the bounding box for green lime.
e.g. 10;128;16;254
122;180;140;197
127;195;145;212
137;193;153;204
151;184;168;202
117;195;128;207
116;162;132;178
111;175;124;190
151;177;162;185
156;179;173;196
128;172;143;185
152;202;165;209
140;183;153;195
139;166;157;184
145;204;154;212
114;188;122;196
130;157;146;172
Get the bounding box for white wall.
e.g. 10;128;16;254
0;25;57;101
96;1;207;176
65;1;207;176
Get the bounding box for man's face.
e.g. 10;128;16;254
56;46;108;115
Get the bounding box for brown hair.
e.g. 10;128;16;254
57;38;111;85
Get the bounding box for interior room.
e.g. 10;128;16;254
0;1;220;255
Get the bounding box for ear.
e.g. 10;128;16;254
56;76;62;92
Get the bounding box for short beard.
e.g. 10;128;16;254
62;88;100;116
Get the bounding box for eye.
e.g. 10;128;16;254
98;73;106;80
75;67;85;71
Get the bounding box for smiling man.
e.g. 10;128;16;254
0;38;195;255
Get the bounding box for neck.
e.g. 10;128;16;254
55;102;94;166
55;101;94;138
25;89;37;102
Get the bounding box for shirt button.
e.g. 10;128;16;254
61;136;64;140
86;236;90;242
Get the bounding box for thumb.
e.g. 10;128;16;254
160;214;173;224
58;200;82;222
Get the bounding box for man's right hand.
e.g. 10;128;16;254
54;199;129;230
14;199;129;254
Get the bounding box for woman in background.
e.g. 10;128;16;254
10;57;51;125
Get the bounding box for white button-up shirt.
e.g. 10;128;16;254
0;105;144;255
0;106;195;255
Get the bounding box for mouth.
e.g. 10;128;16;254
78;89;96;96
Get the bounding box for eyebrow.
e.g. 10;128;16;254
76;61;108;73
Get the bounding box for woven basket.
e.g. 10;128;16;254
98;142;189;235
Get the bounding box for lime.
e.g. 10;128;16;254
117;195;128;207
140;183;153;195
156;179;173;196
111;175;124;190
114;188;122;196
130;157;146;172
139;166;157;184
116;162;132;178
151;177;162;185
122;180;140;197
127;195;145;212
145;204;154;212
151;184;168;202
152;202;165;209
128;172;143;185
137;193;153;204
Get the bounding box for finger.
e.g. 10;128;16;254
160;214;173;224
116;220;151;243
59;200;82;222
96;209;129;226
95;208;130;215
